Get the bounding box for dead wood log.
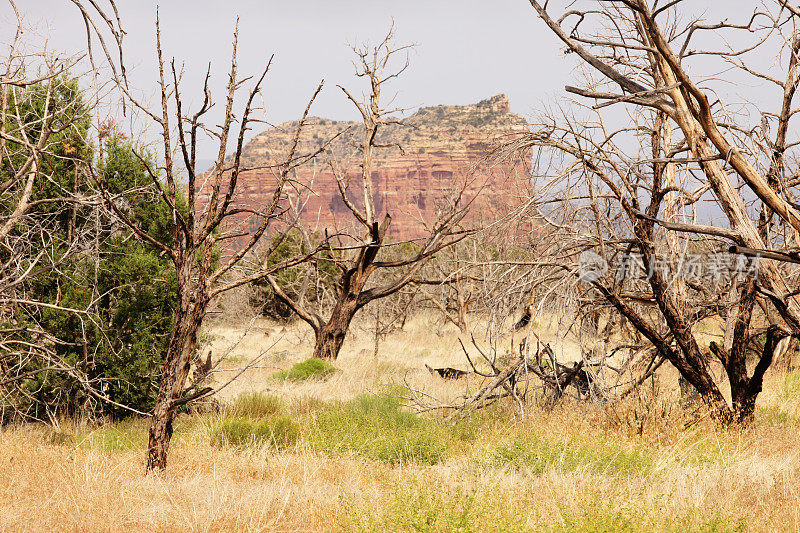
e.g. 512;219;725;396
425;364;469;380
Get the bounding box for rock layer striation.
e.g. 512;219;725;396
199;94;531;250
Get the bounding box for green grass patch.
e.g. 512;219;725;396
225;392;285;418
757;406;800;426
446;405;505;443
672;432;744;467
46;430;76;446
489;435;653;475
450;416;482;443
47;417;199;453
553;500;746;533
781;370;800;401
310;393;453;464
210;416;299;450
273;358;336;382
340;482;743;532
54;418;152;453
289;395;326;416
83;423;148;452
339;482;528;532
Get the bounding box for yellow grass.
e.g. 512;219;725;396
2;313;800;532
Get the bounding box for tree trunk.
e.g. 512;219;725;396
455;305;468;335
309;218;390;361
312;294;359;360
146;335;184;472
678;376;700;407
146;388;175;471
730;326;785;424
146;271;207;472
455;278;469;334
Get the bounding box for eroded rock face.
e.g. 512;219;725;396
199;94;531;251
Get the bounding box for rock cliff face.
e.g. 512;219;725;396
203;94;531;249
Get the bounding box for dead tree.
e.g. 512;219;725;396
415;243;478;334
404;335;602;416
72;4;329;471
268;28;471;360
514;0;800;423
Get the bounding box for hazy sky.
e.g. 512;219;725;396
13;0;763;158
19;1;570;122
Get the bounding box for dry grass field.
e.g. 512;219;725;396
2;313;800;532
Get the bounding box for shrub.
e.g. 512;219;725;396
226;392;285;418
310;393;451;464
14;134;178;420
273;358;336;382
490;435;652;475
210;416;299;450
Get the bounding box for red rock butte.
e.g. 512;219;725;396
198;94;532;253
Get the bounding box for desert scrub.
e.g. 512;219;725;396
340;482;529;532
446;405;505;444
757;406;800;426
310;393;452;464
780;369;800;400
289;395;326;416
273;357;336;382
552;500;745;533
210;416;299;450
341;482;742;533
225;391;285;418
52;418;152;453
490;435;653;475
